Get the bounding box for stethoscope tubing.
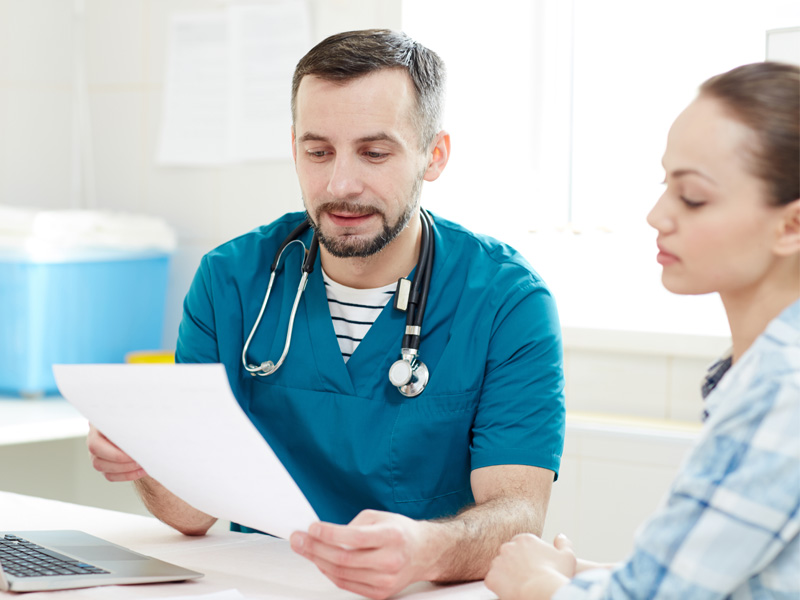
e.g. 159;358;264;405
402;209;433;351
242;209;433;395
241;237;313;376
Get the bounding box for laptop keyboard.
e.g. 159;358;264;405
0;534;109;578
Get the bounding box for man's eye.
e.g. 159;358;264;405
365;151;388;159
307;150;328;158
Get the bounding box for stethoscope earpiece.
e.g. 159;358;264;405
249;361;276;376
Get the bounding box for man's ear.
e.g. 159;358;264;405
774;197;800;257
291;126;297;164
423;131;451;182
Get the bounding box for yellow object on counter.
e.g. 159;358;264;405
124;350;175;364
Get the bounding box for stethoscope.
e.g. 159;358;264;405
241;208;435;397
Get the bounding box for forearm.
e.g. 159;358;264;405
134;476;217;536
425;495;547;583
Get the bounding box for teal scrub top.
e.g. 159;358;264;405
176;211;565;531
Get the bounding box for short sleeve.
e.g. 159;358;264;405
470;280;565;479
175;256;220;365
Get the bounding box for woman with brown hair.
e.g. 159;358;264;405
485;61;800;599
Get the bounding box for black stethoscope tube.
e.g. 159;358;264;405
402;209;433;351
271;221;313;273
303;230;320;274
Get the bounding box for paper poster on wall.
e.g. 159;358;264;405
156;2;311;165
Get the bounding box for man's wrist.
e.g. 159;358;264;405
133;475;160;498
418;519;458;582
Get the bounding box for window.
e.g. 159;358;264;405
403;0;798;336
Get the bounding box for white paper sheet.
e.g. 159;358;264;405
47;589;251;600
52;363;318;539
148;591;247;600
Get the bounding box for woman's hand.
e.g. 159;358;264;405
484;533;577;600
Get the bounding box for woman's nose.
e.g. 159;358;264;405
647;192;676;234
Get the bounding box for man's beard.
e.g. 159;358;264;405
304;174;423;259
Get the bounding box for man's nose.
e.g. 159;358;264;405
327;155;365;199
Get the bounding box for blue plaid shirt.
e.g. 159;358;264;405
555;299;800;600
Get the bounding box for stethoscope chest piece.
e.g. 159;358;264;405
389;352;429;398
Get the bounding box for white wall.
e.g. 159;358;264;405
0;0;402;349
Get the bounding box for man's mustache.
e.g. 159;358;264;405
317;202;381;217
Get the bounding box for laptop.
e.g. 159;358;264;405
0;530;203;592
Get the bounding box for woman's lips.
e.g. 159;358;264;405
656;244;679;266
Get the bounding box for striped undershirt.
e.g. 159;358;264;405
322;269;396;363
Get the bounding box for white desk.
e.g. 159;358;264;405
0;492;494;599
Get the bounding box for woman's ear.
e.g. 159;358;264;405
423;131;451;183
773;198;800;257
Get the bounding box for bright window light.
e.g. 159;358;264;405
403;0;798;336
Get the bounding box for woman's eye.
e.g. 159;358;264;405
681;196;706;208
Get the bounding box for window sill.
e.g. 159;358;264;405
563;326;729;359
506;227;731;359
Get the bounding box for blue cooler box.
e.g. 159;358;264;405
0;251;171;397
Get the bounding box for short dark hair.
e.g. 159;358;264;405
700;62;799;206
291;29;446;150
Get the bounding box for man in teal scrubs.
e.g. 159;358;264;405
88;29;565;600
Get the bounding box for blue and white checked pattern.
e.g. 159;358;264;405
555;299;800;600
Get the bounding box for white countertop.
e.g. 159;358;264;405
0;396;88;446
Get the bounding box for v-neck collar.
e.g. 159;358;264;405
305;255;408;397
